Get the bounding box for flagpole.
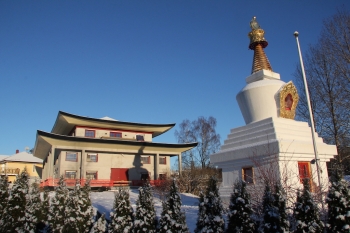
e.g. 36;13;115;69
293;31;323;202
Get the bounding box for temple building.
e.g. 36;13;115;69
33;111;197;187
210;17;337;200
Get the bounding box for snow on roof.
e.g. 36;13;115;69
3;151;42;163
100;116;118;121
0;155;9;161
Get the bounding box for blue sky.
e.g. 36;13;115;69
1;1;349;156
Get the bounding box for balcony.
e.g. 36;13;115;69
0;168;20;175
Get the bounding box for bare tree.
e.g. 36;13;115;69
175;116;221;168
294;9;350;173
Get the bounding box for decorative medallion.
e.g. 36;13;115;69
279;81;299;119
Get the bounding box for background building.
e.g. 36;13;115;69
0;149;43;184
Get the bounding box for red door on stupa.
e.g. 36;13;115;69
298;162;311;183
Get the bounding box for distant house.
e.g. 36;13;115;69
0;150;43;184
33;111;197;188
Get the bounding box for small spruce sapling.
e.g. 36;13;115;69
134;181;157;233
194;191;207;233
24;181;43;232
273;184;290;233
159;179;189;233
261;184;279;233
326;166;350;232
293;178;324;233
90;214;107;233
48;176;69;233
4;167;29;232
226;180;255;233
109;187;134;233
81;180;94;232
194;176;225;233
0;175;9;227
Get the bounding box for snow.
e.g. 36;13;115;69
90;189;199;232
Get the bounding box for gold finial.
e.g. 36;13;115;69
248;17;273;74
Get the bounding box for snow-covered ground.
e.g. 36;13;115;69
91;188;200;232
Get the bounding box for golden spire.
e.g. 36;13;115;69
248;17;273;74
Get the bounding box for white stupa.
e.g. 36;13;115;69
210;17;337;200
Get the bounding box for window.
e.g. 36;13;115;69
298;162;311;183
87;154;98;162
110;132;122;138
86;171;97;180
159;157;166;165
242;167;254;184
66;152;78;162
85;130;95;138
141;156;150;164
136;135;144;141
65;171;76;179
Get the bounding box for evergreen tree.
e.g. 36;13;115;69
38;188;51;232
261;184;279;233
0;175;9;227
158;179;189;233
4;167;29;232
195;191;207;233
293;179;324;233
48;176;69;233
326;166;350;232
194;176;225;233
109;187;134;233
90;214;107;233
24;181;43;233
134;181;157;233
273;184;290;233
63;180;93;233
226;180;255;233
81;180;94;232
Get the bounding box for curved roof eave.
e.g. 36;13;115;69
51;111;176;138
34;130;198;160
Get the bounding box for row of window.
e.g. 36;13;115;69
65;171;97;180
66;152;98;162
84;129;144;141
242;162;312;184
141;156;166;165
65;153;167;164
65;171;167;180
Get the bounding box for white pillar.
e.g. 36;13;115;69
178;153;182;175
48;147;55;179
154;153;159;180
80;150;86;179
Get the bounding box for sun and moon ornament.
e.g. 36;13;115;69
248;16;299;119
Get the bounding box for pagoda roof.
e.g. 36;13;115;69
52;111;175;138
34;130;197;160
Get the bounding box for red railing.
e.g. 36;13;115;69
40;178;165;188
40;178;113;187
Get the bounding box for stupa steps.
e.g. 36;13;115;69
225;126;315;142
228;117;309;135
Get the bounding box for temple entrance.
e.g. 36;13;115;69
110;168;129;185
